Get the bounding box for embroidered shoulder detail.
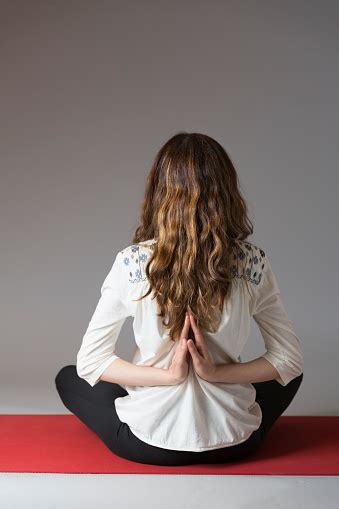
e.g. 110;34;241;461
120;244;151;283
230;240;266;285
120;239;266;286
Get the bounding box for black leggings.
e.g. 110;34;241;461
55;365;303;466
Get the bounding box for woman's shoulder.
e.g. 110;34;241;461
119;240;155;284
231;239;267;286
117;238;267;287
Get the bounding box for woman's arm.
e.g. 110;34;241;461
77;249;190;388
100;357;176;386
208;356;280;384
208;251;304;385
76;250;134;387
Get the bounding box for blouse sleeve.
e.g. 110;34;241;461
76;250;130;387
252;251;304;386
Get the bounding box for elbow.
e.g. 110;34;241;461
76;349;120;387
289;353;304;377
76;351;96;387
286;352;304;381
262;349;304;386
285;343;304;378
76;349;86;379
76;359;86;381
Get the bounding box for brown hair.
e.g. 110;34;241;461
132;131;253;342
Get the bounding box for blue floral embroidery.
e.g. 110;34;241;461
230;240;265;285
238;248;246;261
121;244;150;283
230;265;239;277
121;240;265;285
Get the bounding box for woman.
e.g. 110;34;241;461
55;132;304;466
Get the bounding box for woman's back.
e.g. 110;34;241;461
76;237;303;452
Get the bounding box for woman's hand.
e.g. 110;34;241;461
167;312;190;384
186;311;217;382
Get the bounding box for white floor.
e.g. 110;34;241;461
1;387;338;508
1;473;339;509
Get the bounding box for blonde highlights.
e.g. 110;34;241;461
132;132;253;342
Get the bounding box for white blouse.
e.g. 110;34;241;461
76;238;304;452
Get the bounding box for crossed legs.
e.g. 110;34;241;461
55;365;303;466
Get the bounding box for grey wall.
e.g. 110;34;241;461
1;0;338;414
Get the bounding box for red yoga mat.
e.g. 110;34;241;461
0;415;338;475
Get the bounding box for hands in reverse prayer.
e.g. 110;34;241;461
168;310;217;384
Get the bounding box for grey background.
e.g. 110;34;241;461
1;0;338;415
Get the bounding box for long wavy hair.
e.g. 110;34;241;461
131;132;254;343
